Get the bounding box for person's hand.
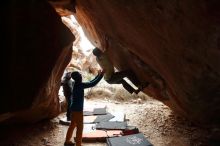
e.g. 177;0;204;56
98;70;105;75
101;69;105;75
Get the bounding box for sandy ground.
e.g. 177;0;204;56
0;96;215;146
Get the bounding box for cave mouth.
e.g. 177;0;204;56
59;14;144;109
59;14;147;104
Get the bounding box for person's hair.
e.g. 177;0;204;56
92;47;102;57
64;72;72;80
71;71;82;82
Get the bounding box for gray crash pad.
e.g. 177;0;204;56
96;121;127;130
93;107;107;115
94;114;115;123
83;111;94;116
107;133;153;146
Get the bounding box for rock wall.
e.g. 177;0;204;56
0;0;74;123
73;0;220;127
1;0;220;127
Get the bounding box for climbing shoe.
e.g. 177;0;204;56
64;141;75;146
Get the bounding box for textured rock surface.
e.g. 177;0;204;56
0;0;74;123
73;0;220;127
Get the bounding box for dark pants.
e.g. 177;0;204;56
106;70;141;94
65;95;72;120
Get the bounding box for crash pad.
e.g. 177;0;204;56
82;130;122;142
107;133;153;146
94;114;115;123
96;121;127;130
93;107;107;115
81;124;122;142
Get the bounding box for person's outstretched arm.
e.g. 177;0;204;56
82;71;104;89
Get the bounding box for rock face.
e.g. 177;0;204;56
73;0;220;127
1;0;74;123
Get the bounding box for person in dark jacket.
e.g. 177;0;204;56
64;70;104;146
61;71;74;121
